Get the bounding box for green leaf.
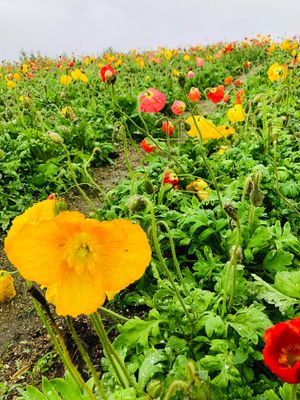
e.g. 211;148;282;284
274;271;300;299
114;317;162;349
262;249;294;272
249;274;298;315
19;386;48;400
41;378;61;400
137;349;166;390
247;227;272;251
227;305;272;344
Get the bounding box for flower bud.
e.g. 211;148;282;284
48;131;63;144
177;72;186;88
127;195;148;212
224;202;239;223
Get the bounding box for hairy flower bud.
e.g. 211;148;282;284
127;195;148;212
224;202;239;223
48;131;63;144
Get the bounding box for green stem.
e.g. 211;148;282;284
156;220;188;294
33;299;96;399
66;317;108;400
100;306;129;322
222;219;242;315
248;204;255;236
89;312;136;390
146;200;194;330
61;143;98;213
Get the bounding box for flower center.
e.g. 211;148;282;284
278;344;300;367
145;91;154;98
66;233;96;275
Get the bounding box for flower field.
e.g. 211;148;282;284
0;36;300;399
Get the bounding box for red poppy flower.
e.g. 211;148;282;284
138;88;166;113
263;317;300;384
233;79;243;87
163;171;179;189
140;139;157;153
99;64;117;83
188;87;201;102
171;100;186;115
244;61;251;69
162;121;174;137
207;85;225;104
235;89;245;105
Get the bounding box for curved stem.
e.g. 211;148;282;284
89;312;136;390
146;200;194;330
66;317;108;400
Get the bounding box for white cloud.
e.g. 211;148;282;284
0;0;299;60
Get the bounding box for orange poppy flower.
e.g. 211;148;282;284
140;138;157;153
5;205;151;317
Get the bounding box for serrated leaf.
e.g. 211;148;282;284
137;349;166;389
41;378;61;400
262;249;294;272
227;305;272;344
247;227;272;251
114;318;162;349
19;386;48;400
249;274;298;315
274;271;300;299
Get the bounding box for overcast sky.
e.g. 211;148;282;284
0;0;299;61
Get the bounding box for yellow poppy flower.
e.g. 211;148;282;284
217;125;235;138
267;62;288;81
5;207;151;317
186;116;223;142
164;50;172;60
218;145;228;155
227;104;246;123
59;75;72;85
186;178;211;201
6;80;16;89
71;69;88;83
61;106;76;120
0;270;16;302
22;64;29;73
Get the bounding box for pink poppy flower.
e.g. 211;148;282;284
99;64;117;83
138;88;166;113
196;57;204;67
171;100;186;115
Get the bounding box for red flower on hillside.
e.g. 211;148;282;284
235;89;245;105
207;85;225;104
140;139;157;153
99;64;117;83
233;79;243;87
171;100;186;115
162;121;174;137
138;88;166;113
163;171;179;189
263;317;300;384
224;76;233;86
188;87;201;102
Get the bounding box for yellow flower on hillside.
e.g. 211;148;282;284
164;50;172;60
5;204;151;317
183;54;191;61
13;73;21;81
71;68;88;83
267;62;288;81
267;42;276;54
19;95;30;103
186;116;235;142
280;39;297;51
173;69;180;77
0;271;16;303
60;75;72;85
227;104;246;123
22;64;29;73
186;178;211;201
6;80;16;89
